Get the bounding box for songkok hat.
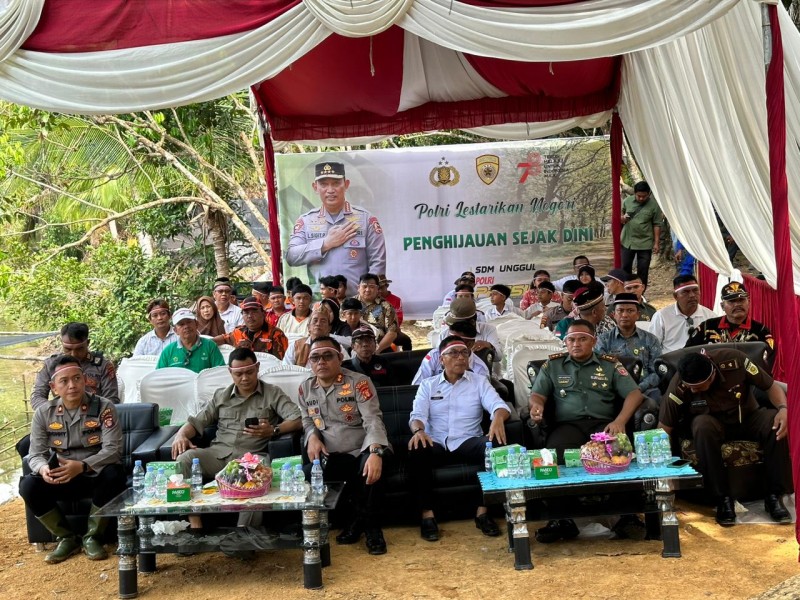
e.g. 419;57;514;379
574;283;605;311
601;268;628;284
611;293;641;307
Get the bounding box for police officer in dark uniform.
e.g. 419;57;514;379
658;349;791;526
685;281;775;363
19;356;125;564
342;327;390;387
30;322;119;410
529;319;644;543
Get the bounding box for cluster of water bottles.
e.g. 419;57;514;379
484;442;534;479
279;460;325;499
132;458;206;502
634;431;672;467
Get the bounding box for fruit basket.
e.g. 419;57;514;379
580;432;633;475
215;452;273;499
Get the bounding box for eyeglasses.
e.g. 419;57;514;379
442;349;470;358
309;352;338;363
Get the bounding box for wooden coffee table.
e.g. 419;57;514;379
478;462;703;569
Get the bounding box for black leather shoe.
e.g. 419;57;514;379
474;514;501;537
335;519;364;544
420;517;439;542
535;519;579;543
765;494;791;524
715;496;736;527
364;528;387;555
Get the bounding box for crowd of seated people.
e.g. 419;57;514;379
20;253;791;566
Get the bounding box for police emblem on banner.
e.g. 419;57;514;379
476;154;500;185
429;158;460;187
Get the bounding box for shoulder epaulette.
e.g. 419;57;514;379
599;354;619;363
548;352;567;360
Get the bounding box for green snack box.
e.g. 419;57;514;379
489;444;522;477
534;465;559;480
146;461;180;478
563;449;582;468
271;455;303;483
528;448;557;467
166;483;191;503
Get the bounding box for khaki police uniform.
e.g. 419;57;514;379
31;352;119;411
20;393;125;516
177;380;301;478
659;348;791;499
287;201;387;296
531;351;639;457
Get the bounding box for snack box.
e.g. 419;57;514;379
534;465;559;480
528;448;557;467
271;455;303;483
638;428;668;444
166;481;191;503
563;448;582;468
146;461;180;478
489;444;522;477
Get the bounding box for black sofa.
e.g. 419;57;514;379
23;402;178;543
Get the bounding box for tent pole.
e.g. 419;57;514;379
763;3;800;557
253;91;283;285
610;111;623;268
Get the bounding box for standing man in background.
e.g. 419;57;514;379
212;277;243;333
287;162;387;295
620;181;662;287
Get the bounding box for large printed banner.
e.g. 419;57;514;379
276;138;613;318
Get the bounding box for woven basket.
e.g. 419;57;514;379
216;474;272;499
581;457;631;475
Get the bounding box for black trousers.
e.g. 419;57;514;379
19;464;127;517
545;419;611;464
690;409;792;499
406;436;487;513
621;246;654;288
303;450;395;529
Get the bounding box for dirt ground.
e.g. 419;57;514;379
0;496;797;600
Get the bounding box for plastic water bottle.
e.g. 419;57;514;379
310;459;324;495
132;460;145;501
190;458;203;497
293;464;306;498
280;464;292;493
660;433;672;465
484;442;493;472
155;468;168;501
650;435;665;466
635;433;650;467
521;449;533;479
506;447;518;478
143;465;156;499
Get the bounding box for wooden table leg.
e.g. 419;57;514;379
504;490;533;570
302;509;323;589
117;515;138;599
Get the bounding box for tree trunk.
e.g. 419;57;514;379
207;209;229;278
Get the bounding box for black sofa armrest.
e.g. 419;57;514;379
132;425;180;465
634;395;659;431
268;432;301;459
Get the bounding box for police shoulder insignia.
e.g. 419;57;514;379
355;379;373;401
744;358;759;376
293;217;305;234
669;393;683;405
368;216;383;235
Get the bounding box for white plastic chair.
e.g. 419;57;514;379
260;364;311;403
117;355;158;403
218;344;236;365
509;342;567;418
431;306;450;330
195;366;234;413
139;368;197;425
254;352;282;369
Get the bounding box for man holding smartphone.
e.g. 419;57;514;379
172;348;302;531
620;181;662;288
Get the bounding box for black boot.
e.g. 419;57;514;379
715;496;736;527
764;494;791;524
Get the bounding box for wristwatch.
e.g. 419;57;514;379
81;461;89;473
273;425;281;437
370;446;385;457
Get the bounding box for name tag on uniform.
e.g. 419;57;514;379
431;395;444;400
690;399;707;409
307;232;326;239
557;376;572;386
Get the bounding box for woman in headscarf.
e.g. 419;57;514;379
195;295;226;337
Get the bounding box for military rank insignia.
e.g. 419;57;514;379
48;422;64;430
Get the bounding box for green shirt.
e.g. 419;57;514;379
620;195;663;250
156;336;225;373
531;351;639;422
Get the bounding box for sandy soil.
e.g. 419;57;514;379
0;497;797;600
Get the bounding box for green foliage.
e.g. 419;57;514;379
4;236;214;359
